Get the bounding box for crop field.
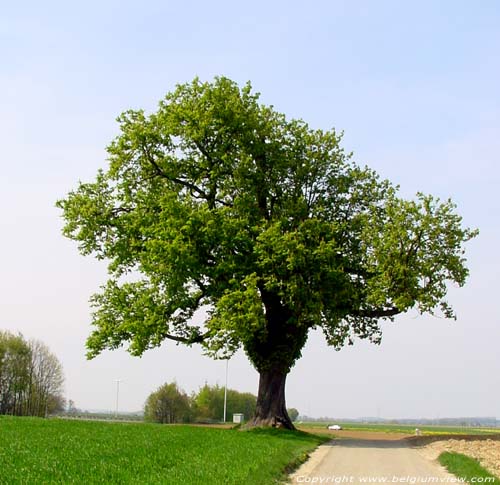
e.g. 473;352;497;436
297;422;500;436
0;416;326;484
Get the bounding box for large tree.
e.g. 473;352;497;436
57;77;476;429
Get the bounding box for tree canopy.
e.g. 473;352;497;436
57;77;477;428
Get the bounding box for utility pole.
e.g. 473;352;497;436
115;379;122;419
223;360;228;423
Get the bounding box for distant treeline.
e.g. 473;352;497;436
0;331;65;417
387;418;498;427
299;416;499;427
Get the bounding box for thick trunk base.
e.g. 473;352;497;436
246;369;295;430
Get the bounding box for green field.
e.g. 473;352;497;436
439;452;499;484
0;416;325;484
297;422;500;435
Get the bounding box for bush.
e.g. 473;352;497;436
144;382;192;423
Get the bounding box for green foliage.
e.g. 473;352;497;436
0;416;325;484
144;382;192;424
57;76;477;375
0;332;65;417
144;381;257;423
0;332;31;414
287;408;299;422
193;383;256;422
439;451;499;484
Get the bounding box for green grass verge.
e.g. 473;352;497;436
0;416;326;484
439;452;499;484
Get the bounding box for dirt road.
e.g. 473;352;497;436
289;438;454;484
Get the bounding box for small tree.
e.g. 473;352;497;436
0;332;31;415
287;408;299;422
57;77;477;429
27;340;65;417
144;382;192;424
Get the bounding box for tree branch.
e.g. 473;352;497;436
193;139;214;163
110;207;133;216
163;330;209;345
344;267;375;279
142;143;232;207
351;306;401;318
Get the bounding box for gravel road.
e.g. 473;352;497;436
289;438;455;484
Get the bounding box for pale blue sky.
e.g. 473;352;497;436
1;0;499;418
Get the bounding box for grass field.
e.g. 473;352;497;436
439;452;500;484
297;422;500;436
0;416;326;484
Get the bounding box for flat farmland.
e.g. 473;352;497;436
297;422;500;437
0;416;326;484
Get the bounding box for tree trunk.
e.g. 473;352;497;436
248;368;295;430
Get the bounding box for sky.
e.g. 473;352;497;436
1;0;499;419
